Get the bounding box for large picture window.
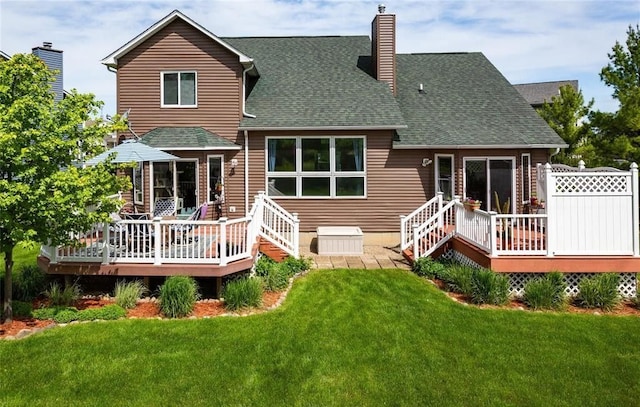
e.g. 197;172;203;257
266;136;365;198
161;71;196;107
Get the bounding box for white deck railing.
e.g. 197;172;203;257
400;192;444;251
43;191;302;267
412;199;457;258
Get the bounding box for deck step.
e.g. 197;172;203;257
405;226;453;263
259;239;289;262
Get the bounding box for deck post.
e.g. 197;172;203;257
631;163;639;256
292;213;300;258
436;192;444;228
489;211;497;257
412;223;419;259
544;163;554;257
399;215;407;250
153;217;162;266
102;223;110;265
219;217;228;266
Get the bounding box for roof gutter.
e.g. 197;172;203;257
392;143;569;150
238;124;407;131
242;63;256;119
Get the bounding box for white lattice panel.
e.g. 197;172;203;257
554;174;629;194
447;250;637;298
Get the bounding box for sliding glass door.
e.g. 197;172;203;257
464;157;514;213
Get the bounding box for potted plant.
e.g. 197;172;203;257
463;198;482;211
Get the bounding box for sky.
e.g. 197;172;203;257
1;0;639;116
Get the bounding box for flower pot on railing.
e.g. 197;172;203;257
463;200;481;211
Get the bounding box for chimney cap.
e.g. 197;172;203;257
378;4;386;13
42;42;52;48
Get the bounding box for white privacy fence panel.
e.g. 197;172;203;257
544;163;639;256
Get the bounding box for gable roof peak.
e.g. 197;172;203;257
101;9;253;68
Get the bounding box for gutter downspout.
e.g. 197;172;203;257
242;64;256;215
550;147;561;159
244;130;249;214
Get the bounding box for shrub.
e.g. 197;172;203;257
470;269;509;305
12;300;33;317
576;274;620;311
45;282;81;306
114;280;148;309
254;255;276;277
523;272;567;310
13;265;46;301
77;304;127;321
262;264;290;292
223;277;263;311
412;256;445;279
441;264;474;296
158;276;200;318
281;256;311;277
53;309;79;324
32;307;64;320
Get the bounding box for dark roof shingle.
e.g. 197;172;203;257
141;127;241;150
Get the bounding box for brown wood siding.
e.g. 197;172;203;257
115;19;246;219
371;14;396;95
116;19;243;141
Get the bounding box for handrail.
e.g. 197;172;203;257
412;198;456;258
257;192;300;258
400;192;443;250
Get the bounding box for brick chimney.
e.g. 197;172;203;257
371;4;396;95
32;42;63;102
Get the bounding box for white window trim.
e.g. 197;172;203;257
160;71;197;108
521;153;531;205
133;162;144;205
207;154;225;204
434;153;455;200
265;136;367;199
462;156;516;213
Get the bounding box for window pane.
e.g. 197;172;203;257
336;177;364;196
163;73;178;105
268;177;296;196
302;177;330;196
437;156;453;200
180;72;196;105
267;139;296;172
133;162;143;204
522;154;531;202
301;138;329;172
335;138;364;172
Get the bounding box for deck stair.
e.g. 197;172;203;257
259;238;289;262
402;225;452;262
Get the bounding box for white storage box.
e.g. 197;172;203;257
316;226;363;255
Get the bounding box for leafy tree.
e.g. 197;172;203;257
590;24;640;167
537;84;595;166
0;54;129;322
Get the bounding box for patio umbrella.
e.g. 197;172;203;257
85;140;179;165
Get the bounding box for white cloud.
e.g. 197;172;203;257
1;0;638;114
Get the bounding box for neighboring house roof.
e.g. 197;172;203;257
513;80;579;107
394;53;566;148
225;36;407;131
0;50;10;60
141;127;241;150
101;9;254;71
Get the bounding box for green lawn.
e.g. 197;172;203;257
0;244;39;274
1;268;639;406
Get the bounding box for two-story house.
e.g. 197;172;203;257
100;8;564;246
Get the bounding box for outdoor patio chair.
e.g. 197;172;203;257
170;202;208;244
153;198;176;217
123;212;153;252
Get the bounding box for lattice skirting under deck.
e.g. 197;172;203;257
443;249;638;298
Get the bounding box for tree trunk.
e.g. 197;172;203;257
3;248;14;323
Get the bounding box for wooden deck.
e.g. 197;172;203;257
450;237;640;273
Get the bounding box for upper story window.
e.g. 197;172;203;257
161;71;196;107
266;136;366;198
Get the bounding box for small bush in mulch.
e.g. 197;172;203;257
32;304;127;323
114;280;148;309
470;268;509;306
158;276;200;318
12;300;34;318
523;272;567;310
439;264;474;296
576;273;620;311
223;277;263;311
45;282;81;307
412;257;445;279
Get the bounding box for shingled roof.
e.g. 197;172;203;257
141;127;241;150
224;36;406;130
393;53;566;148
513;80;579;107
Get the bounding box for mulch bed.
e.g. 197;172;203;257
0;290;285;338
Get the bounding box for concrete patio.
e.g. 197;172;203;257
299;244;411;270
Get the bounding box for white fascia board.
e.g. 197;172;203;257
238;125;408;131
101;10;253;68
155;146;242;151
392;143;568;150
